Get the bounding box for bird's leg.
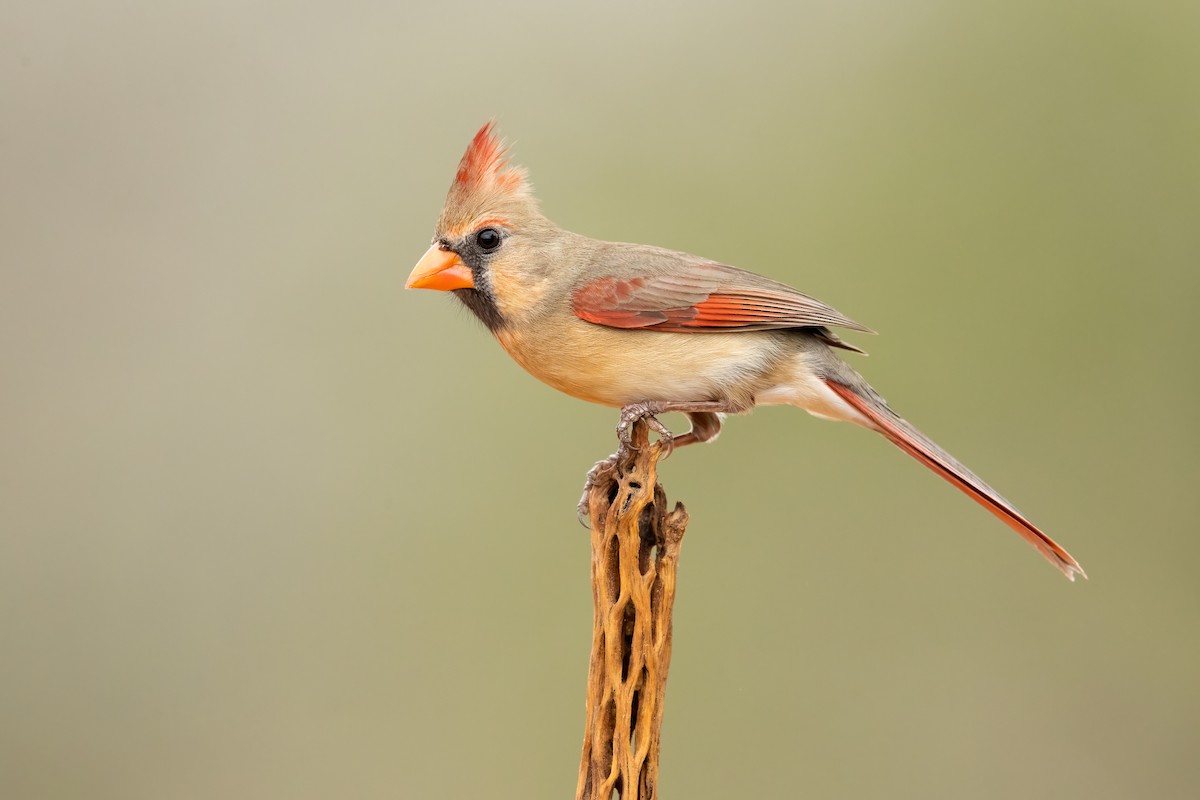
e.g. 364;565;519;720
669;411;723;450
580;402;742;527
615;401;674;450
617;401;742;457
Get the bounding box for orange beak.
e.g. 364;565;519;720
406;245;474;291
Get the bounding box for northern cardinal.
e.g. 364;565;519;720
407;123;1085;581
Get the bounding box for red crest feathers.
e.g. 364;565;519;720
453;121;525;195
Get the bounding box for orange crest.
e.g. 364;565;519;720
453;121;526;195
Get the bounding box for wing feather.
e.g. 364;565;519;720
571;264;871;335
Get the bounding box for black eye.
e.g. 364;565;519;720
475;227;502;252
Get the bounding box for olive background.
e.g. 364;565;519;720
3;1;1198;798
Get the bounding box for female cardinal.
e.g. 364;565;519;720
407;123;1085;581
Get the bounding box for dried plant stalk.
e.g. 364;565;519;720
576;420;689;800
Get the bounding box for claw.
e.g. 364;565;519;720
657;430;675;461
583;403;680;528
578;454;619;529
617;401;673;450
645;416;673;456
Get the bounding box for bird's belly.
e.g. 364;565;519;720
494;323;781;408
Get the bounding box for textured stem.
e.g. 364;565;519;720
576;420;689;800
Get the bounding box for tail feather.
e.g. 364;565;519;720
824;379;1086;581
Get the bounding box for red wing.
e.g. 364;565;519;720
571;265;870;334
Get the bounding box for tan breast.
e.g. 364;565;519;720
493;314;789;409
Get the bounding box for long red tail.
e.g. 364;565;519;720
825;379;1085;581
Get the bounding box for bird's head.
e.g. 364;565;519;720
407;122;556;331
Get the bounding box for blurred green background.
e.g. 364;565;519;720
3;1;1198;797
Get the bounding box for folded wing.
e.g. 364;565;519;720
571;263;871;335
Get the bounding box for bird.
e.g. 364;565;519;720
406;122;1085;581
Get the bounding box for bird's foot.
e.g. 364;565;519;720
577;453;620;528
616;401;674;457
579;403;681;527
